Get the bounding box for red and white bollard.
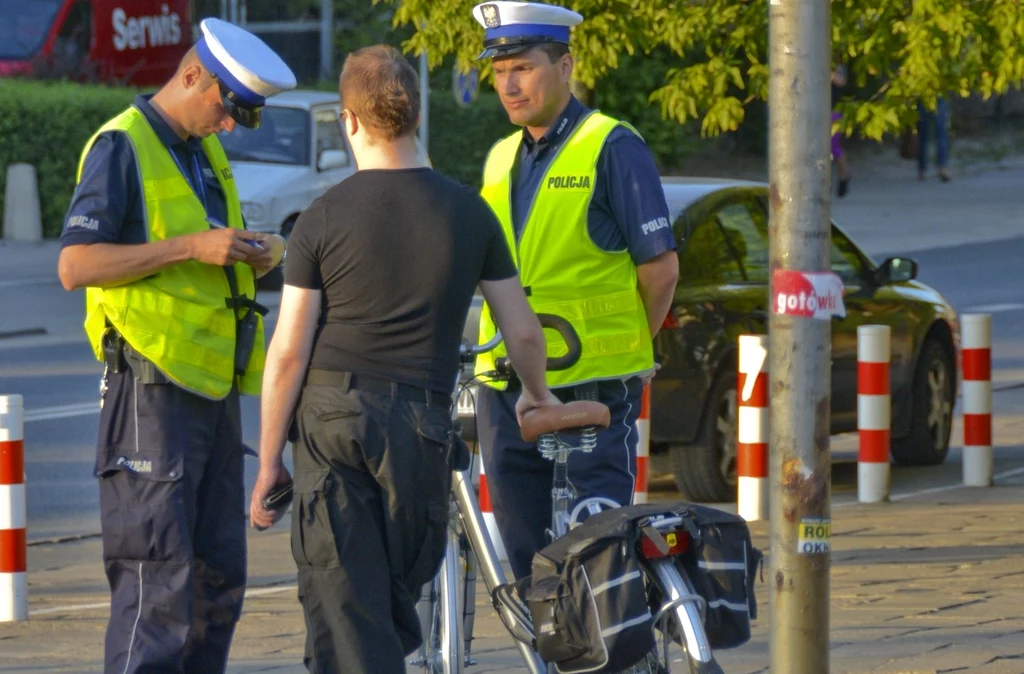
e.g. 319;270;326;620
633;384;651;504
737;335;769;521
1;394;27;622
858;325;891;503
961;314;993;487
478;459;508;562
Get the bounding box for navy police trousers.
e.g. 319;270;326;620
476;377;644;580
95;370;246;674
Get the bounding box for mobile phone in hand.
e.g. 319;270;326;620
254;481;293;532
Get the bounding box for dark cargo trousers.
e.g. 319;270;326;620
95;369;246;674
477;376;644;580
290;371;455;674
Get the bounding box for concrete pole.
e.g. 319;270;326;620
2;164;42;243
320;0;334;81
767;0;832;669
220;0;227;21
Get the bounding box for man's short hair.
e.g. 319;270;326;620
340;45;420;142
176;45;216;91
536;43;570;63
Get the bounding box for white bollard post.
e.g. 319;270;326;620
478;459;507;562
961;314;993;487
737;335;769;521
1;394;27;622
858;325;891;503
633;383;651;504
2;164;42;243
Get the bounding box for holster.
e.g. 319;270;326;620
101;326;169;385
101;327;127;374
224;289;268;378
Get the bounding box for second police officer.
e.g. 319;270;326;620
470;1;681;580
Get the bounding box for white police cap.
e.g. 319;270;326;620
472;2;583;59
195;18;297;128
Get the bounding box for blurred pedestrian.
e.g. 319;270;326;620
832;63;851;197
918;97;952;181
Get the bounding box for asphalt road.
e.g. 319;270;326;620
2;158;1023;543
2;234;1024;542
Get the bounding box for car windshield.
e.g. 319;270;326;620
0;0;63;59
219;106;310;167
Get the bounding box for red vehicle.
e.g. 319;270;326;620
0;0;192;86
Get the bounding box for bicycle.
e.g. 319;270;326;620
410;313;730;674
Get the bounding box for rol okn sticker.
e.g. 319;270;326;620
798;517;831;554
772;269;847;319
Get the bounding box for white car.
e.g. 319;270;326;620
219;89;431;240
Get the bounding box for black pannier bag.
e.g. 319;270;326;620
643;502;763;650
524;506;655;673
521;502;763;672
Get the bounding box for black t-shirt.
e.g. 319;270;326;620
285;168;517;392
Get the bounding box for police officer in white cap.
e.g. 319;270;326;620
58;18;295;674
470;2;681;582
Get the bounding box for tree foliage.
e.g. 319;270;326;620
379;0;1024;140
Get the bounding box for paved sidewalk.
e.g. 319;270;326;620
2;474;1023;673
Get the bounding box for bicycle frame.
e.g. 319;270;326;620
450;467;548;674
417;322;722;674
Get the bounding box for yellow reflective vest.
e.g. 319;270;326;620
75;106;265;400
476;110;654;390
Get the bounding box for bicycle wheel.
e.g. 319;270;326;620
644;558;725;674
414;529;466;674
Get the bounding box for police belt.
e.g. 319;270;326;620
305;369;451;409
101;328;170;385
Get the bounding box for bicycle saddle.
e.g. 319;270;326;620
520;400;611;443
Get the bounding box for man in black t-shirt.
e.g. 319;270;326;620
249;45;562;673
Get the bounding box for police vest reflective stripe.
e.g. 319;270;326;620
76;106;265;400
475;111;654;390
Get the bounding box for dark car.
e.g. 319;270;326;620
458;178;960;503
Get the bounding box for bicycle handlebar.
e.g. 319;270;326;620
460;313;582;373
537;313;581;371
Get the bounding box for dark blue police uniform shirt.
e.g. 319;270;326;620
61;94;231;248
510;96;675;265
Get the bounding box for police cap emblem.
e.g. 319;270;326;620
480;3;500;28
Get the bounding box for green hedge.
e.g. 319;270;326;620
0;79;511;238
0;80;136;239
0;77;694;239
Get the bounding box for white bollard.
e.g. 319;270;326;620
737;335;769;521
2;164;42;243
633;383;651;504
478;458;507;563
858;325;891;503
1;394;27;622
961;314;993;487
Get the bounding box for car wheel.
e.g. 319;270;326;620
669;371;738;502
892;339;954;466
256;266;283;291
280;215;298;240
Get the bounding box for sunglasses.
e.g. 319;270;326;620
213;76;262;129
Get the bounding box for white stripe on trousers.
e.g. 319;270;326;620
621;380;636;506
